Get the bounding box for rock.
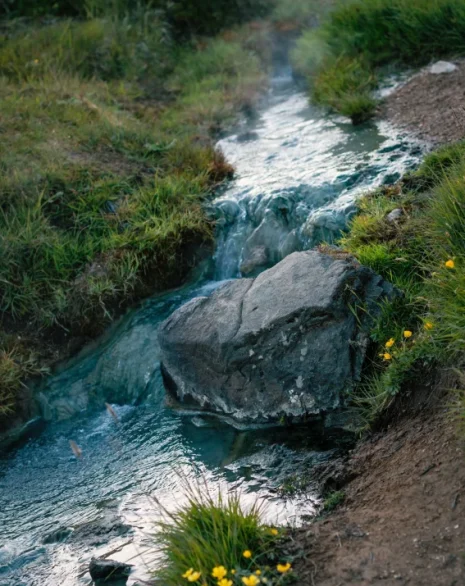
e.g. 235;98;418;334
240;245;268;275
429;61;457;74
89;558;132;582
386;208;403;223
159;250;394;423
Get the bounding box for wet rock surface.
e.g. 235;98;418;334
89;558;133;583
159;250;394;423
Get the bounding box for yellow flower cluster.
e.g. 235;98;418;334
184;546;292;586
183;568;202;582
381;330;415;361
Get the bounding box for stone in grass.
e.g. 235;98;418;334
89;558;133;583
159;250;395;425
386;208;403;223
429;61;458;75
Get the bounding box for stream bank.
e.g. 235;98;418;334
293;385;465;586
0;64;424;585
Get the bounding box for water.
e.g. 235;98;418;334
213;77;422;278
0;76;423;585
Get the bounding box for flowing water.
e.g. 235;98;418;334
0;74;423;586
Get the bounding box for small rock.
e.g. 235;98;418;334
386;208;403;223
429;61;458;74
89;558;132;582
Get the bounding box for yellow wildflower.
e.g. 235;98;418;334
270;528;279;536
218;580;232;586
255;570;262;575
383;353;392;361
231;570;236;575
277;563;292;573
242;575;260;586
183;569;194;579
445;259;455;269
212;567;227;580
385;338;395;348
33;59;39;64
424;322;434;331
403;330;413;338
243;550;252;559
188;572;201;582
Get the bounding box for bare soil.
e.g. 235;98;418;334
292;390;465;585
383;61;465;144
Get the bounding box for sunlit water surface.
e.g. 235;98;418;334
0;77;423;586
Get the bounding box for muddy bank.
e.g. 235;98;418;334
383;61;465;145
293;385;465;585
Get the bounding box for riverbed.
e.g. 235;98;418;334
0;73;423;585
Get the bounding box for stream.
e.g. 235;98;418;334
0;72;423;586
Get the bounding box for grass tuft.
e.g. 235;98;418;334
153;481;294;586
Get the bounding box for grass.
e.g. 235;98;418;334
153;482;294;586
292;0;465;122
339;142;465;427
322;490;345;512
311;56;378;124
270;0;333;30
0;14;268;419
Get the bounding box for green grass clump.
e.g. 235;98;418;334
154;485;294;586
323;490;345;512
270;0;333;29
0;15;174;84
0;14;269;416
324;0;465;67
312;56;378;124
293;0;465;122
340;142;465;427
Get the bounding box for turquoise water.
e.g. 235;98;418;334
0;77;423;585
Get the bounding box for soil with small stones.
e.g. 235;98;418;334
383;60;465;144
292;389;465;586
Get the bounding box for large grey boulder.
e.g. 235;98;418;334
159;250;394;424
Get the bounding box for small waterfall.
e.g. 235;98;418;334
212;85;422;280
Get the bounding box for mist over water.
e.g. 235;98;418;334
0;71;423;585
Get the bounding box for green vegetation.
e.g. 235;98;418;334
154;485;294;586
269;0;333;30
323;490;345;512
292;0;465;122
1;1;271;37
0;7;269;418
311;56;377;124
340;142;465;427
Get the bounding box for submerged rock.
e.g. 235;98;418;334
89;558;132;583
159;250;394;424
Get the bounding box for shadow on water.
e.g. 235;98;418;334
0;60;424;585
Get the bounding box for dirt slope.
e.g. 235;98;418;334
383;61;465;145
294;394;465;585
